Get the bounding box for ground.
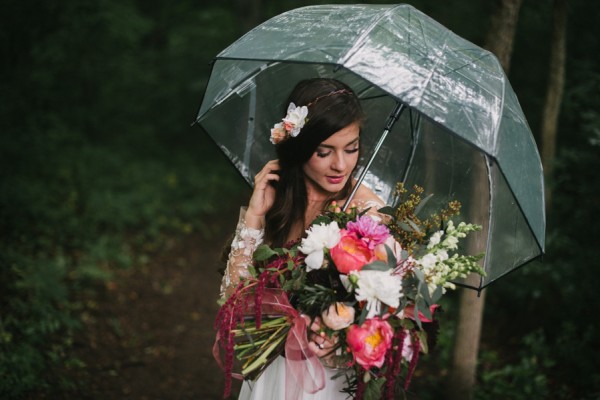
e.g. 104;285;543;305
60;201;244;399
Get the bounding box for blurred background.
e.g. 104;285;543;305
1;0;598;399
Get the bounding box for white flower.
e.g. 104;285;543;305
443;235;459;249
352;270;402;319
419;253;437;268
283;103;309;137
436;249;449;262
298;221;341;271
428;230;443;248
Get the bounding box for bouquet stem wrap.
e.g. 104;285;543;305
214;287;325;400
261;289;326;399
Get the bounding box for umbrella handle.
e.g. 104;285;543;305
343;101;406;211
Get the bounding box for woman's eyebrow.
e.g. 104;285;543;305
318;137;360;149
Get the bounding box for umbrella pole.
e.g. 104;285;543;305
343;101;406;211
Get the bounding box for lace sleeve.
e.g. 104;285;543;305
220;207;264;299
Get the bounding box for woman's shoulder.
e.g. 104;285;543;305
343;184;385;210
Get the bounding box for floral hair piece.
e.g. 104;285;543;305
270;102;308;145
270;88;353;145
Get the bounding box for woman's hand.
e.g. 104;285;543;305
245;160;280;229
304;316;339;359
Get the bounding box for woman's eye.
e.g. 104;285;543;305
316;151;331;158
346;147;359;154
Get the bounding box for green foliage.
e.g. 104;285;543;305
0;0;243;397
476;331;554;400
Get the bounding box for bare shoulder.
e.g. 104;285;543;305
346;184;386;209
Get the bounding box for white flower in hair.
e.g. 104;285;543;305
270;102;308;144
282;103;308;137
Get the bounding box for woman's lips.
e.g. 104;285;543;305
326;175;345;184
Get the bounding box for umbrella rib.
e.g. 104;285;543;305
337;4;405;66
343;102;406;211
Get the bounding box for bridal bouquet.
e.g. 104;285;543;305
214;184;484;399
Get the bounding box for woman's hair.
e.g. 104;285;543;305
265;78;363;247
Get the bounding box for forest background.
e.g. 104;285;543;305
1;0;599;399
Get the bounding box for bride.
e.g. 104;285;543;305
220;78;386;399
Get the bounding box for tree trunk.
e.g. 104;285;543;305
540;0;567;209
446;0;523;399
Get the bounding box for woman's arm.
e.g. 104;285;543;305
220;160;280;299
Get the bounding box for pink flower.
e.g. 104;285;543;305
330;230;375;274
346;215;390;249
321;302;355;331
346;317;394;369
400;304;439;323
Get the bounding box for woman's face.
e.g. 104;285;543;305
302;121;360;199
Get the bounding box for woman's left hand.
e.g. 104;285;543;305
303;316;338;358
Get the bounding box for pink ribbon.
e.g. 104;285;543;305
214;288;325;400
258;289;326;400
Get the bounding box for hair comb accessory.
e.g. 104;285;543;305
270;102;309;144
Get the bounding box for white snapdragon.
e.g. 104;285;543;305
298;221;341;271
427;230;443;248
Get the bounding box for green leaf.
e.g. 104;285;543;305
416;330;429;354
253;245;278;261
407;219;422;234
377;206;395;216
414;193;434;216
431;285;444;303
358;303;369;325
363;377;386;400
362;260;391;271
384;244;397;268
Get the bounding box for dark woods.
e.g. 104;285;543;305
1;0;599;399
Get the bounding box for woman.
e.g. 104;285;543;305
220;78;385;399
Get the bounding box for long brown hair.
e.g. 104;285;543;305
265;78;363;247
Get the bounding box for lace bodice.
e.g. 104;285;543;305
219;197;386;299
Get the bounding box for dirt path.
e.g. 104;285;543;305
62;201;245;399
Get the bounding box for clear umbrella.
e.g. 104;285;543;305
195;4;545;290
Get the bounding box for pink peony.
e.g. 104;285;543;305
330;230;375;274
346;317;394;369
346;215;390;249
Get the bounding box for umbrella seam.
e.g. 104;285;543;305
337;4;407;66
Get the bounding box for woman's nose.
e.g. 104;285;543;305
331;152;346;171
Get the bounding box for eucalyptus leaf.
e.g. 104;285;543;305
419;281;432;303
407;219;422;234
358;303;369;325
398;221;414;232
431;285;444;303
414;193;434;216
376;206;396;216
413;268;425;281
362;260;391;271
384;244;397;267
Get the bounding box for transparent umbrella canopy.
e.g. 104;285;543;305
195;4;545;290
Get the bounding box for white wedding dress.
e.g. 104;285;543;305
238;356;349;400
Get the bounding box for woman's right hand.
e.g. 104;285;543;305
245;160;280;229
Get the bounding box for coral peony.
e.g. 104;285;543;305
330;230;374;274
346;317;394;369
